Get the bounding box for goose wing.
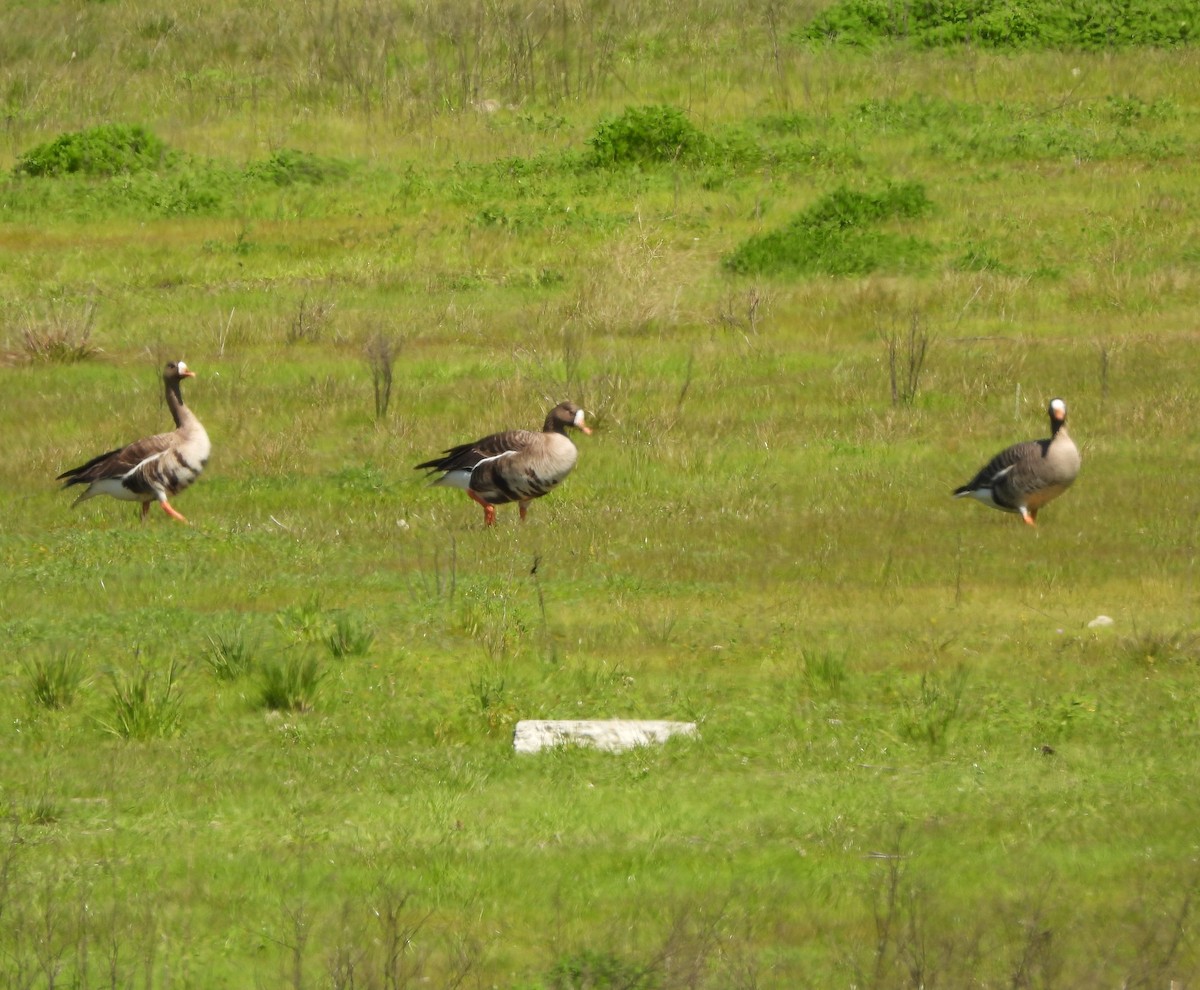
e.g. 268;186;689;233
954;438;1050;504
415;429;537;474
58;432;175;488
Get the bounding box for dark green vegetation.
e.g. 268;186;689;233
722;182;933;275
802;0;1197;50
2;0;1199;986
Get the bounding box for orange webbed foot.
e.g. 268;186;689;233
161;500;189;524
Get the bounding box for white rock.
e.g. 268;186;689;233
1087;615;1115;628
513;719;698;754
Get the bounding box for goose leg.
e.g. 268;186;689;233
519;500;530;521
160;500;189;523
140;501;151;522
1021;508;1037;527
467;490;497;527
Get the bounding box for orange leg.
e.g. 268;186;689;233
519;501;530;521
467;490;497;526
160;500;189;524
1021;508;1037;527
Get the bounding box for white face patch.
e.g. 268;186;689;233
573;408;586;428
177;361;189;375
1050;398;1066;416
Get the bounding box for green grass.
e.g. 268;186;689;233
2;0;1200;986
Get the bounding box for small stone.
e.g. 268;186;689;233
1087;615;1114;628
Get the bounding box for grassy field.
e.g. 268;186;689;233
2;1;1200;987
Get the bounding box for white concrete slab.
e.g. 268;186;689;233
513;719;698;754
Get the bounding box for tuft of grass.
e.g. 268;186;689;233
21;648;86;710
276;595;334;644
17;300;99;364
286;292;336;345
470;661;517;733
26;797;62;827
885;308;932;408
365;332;401;421
325;612;376;660
259;654;325;712
1120;629;1200;669
98;660;183;741
203;628;258;681
802;648;848;696
898;666;968;749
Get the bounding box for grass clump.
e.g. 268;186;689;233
16;300;99;364
325;612;376;659
21;648;86;710
14;124;169;177
99;660;183;741
897;667;969;749
259;654;324;712
276;595;334;644
799;0;1197;50
802;648;848;696
203;628;258;681
1120;629;1200;669
723;182;933;276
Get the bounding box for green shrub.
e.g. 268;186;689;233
723;181;933;277
545;949;655;990
245;148;350;186
102;168;225;216
803;182;931;229
584;104;713;168
798;0;1196;50
14;124;169;177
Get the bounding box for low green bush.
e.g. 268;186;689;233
14;124;169;177
245;148;351;186
584;104;713;168
723;181;933;276
798;0;1196;50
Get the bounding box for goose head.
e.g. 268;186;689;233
165;360;196;381
1048;397;1067;431
546;401;592;436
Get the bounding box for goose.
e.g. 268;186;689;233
415;401;592;526
57;360;211;523
953;397;1080;526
